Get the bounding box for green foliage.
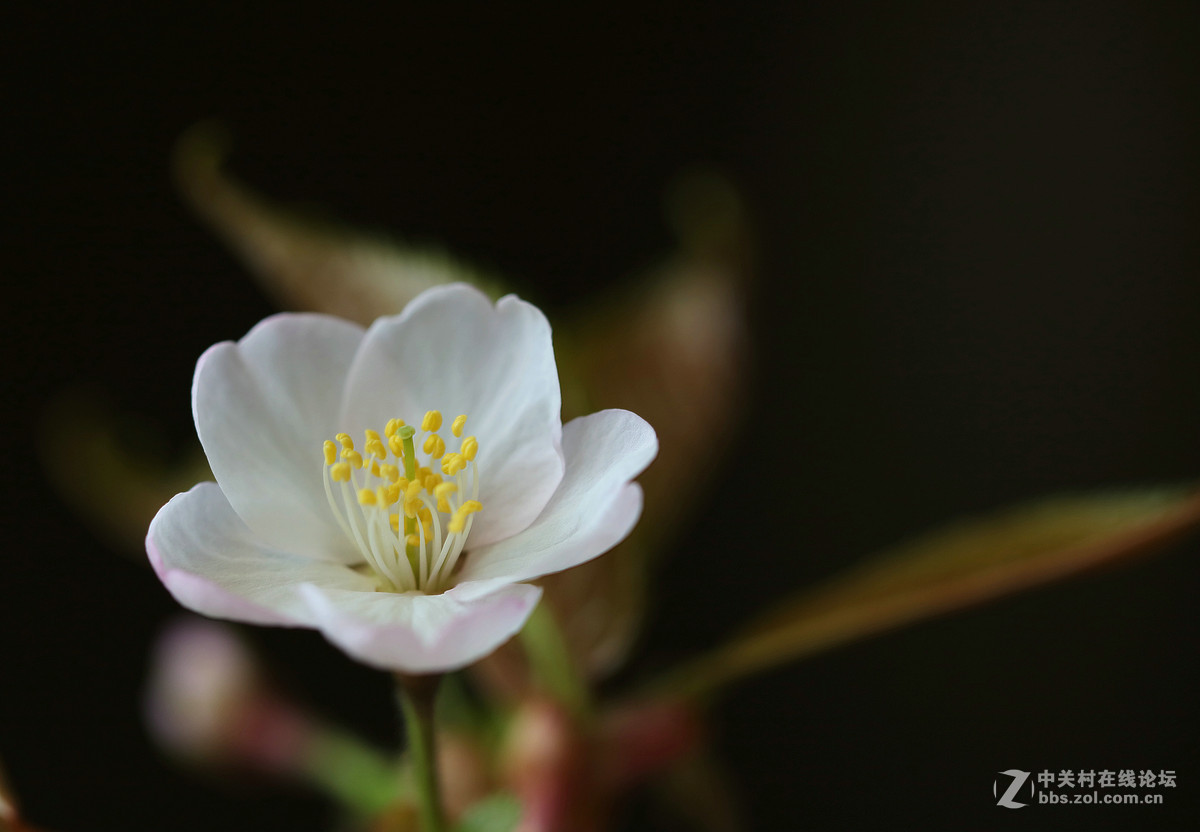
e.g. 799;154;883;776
452;793;522;832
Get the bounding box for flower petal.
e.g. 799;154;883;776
194;313;365;561
148;483;374;626
297;581;543;672
339;284;564;545
460;409;657;583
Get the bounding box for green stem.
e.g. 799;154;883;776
397;673;446;832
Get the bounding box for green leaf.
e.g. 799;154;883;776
303;729;405;815
656;486;1200;699
452;793;522;832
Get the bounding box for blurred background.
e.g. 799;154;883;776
4;2;1200;829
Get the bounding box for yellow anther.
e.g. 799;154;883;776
423;472;443;492
390;514;401;532
388;434;406;458
461;436;478;461
330;462;352;482
422;410;443;432
384;482;402;504
323;440;338;465
379;464;400;482
451;414;467;437
406;534;420;548
441;453;467;476
418;506;432;525
385;418;405;438
336;433;354;451
369;460;382;477
365;437;387;459
358;488;377;506
364;429;380;442
448;500;482;534
377;486;394;506
403;480;423;518
343;449;363;469
395;476;410;492
423;433;446;459
434;482;458;513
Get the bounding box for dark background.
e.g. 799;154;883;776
4;2;1200;829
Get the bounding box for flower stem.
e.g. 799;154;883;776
396;673;446;832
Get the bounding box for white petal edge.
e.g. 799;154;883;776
338;284;564;546
194;313;366;562
148;483;374;626
297;581;543;673
460;409;657;583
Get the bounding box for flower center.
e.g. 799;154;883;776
321;411;480;593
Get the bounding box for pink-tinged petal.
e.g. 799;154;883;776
194;313;365;561
148;483;374;625
296;581;543;673
339;284;564;546
461;410;657;583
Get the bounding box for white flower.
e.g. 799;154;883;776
147;284;657;673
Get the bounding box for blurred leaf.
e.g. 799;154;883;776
655;752;744;832
658;486;1200;699
518;601;591;718
304;730;405;815
173;122;501;325
538;172;753;681
39;389;211;554
452;792;521;832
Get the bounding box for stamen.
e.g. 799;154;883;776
441;453;467;476
434;482;458;513
461;436;478;461
423;433;446;459
364;429;387;459
388;434;406;457
448;500;481;534
321;416;483;595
